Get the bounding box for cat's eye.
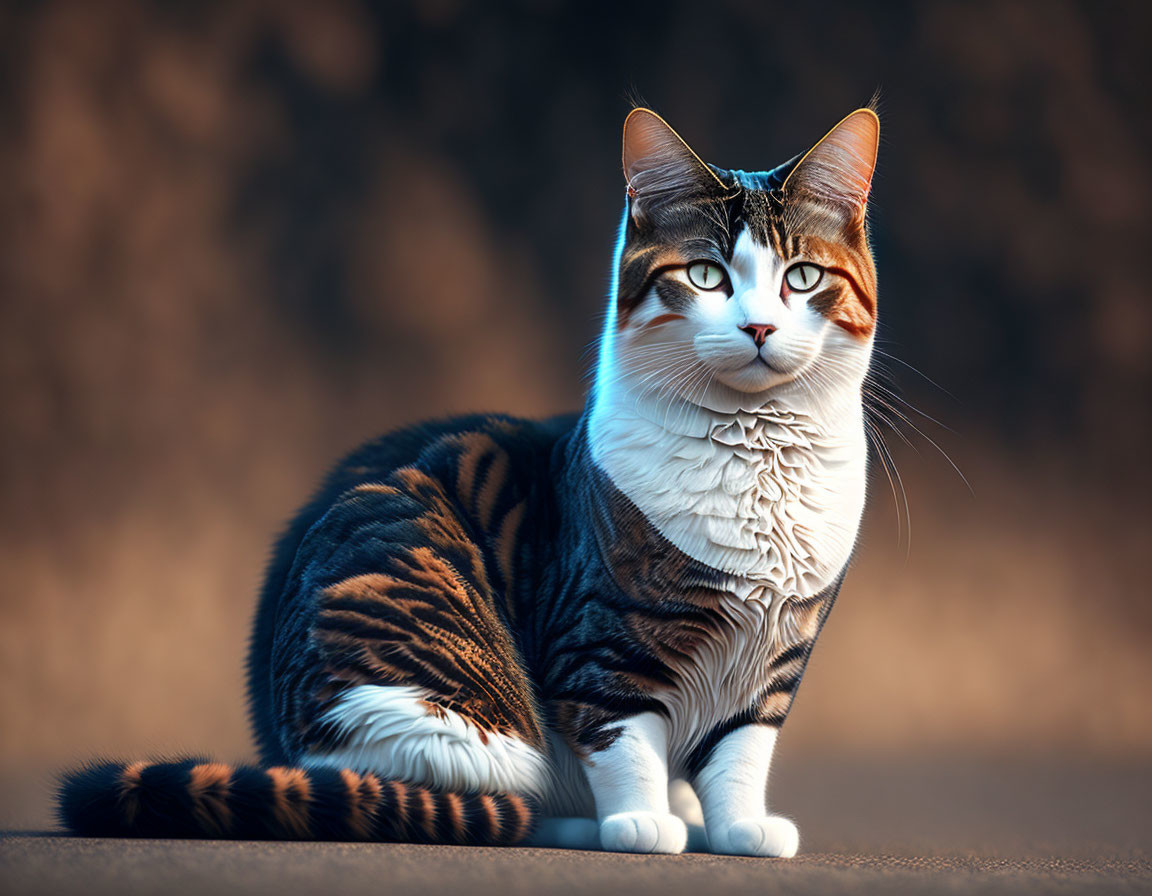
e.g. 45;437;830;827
784;263;823;292
686;261;726;291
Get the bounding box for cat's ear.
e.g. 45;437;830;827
622;108;723;225
783;108;879;227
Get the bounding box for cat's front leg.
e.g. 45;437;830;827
583;712;687;854
693;724;799;857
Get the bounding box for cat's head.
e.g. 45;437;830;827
599;107;879;414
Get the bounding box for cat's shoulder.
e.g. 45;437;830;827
301;412;579;512
339;412;578;471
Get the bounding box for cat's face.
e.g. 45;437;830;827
608;109;879;408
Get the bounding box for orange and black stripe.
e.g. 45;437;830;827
57;759;537;845
247;414;572;767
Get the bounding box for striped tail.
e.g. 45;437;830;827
57;758;537;845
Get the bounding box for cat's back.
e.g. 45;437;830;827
246;411;578;762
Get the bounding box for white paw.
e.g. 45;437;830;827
599;811;688;854
713;816;799;858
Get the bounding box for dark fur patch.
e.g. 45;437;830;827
805;284;842;317
654;278;697;313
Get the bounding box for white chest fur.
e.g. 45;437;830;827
589;385;867;597
588;377;868;764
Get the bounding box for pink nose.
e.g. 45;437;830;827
740;323;777;347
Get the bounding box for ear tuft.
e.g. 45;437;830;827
622;109;722;223
783;109;879;224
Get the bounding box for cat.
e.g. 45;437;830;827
59;105;880;857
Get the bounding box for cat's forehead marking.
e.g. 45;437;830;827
728;228;781;283
734;190;784;255
712;159;800;257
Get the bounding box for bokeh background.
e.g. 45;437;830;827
1;0;1150;827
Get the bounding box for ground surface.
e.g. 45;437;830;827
3;759;1150;895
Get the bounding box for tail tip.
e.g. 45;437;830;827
56;760;133;836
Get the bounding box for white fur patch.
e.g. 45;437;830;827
591;395;867;593
301;684;549;796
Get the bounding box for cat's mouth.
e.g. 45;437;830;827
705;354;800;395
755;356;787;374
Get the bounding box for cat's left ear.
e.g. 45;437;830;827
783;108;879;227
622;108;724;225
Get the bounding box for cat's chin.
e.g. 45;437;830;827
710;360;799;396
687;357;841;415
686;372;797;416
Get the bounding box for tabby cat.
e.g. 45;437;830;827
59;106;880;857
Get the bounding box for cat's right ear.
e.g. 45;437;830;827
622;108;723;226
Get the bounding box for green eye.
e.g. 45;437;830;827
686;261;726;291
784;263;823;292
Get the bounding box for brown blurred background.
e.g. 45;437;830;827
1;0;1150;824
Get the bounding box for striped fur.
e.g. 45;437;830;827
58;759;535;844
58;106;880;854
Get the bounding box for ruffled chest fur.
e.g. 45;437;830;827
591;397;867;600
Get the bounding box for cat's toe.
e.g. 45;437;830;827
599;811;687;854
715;816;799;858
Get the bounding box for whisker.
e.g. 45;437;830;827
872;348;957;401
864;415;910;552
